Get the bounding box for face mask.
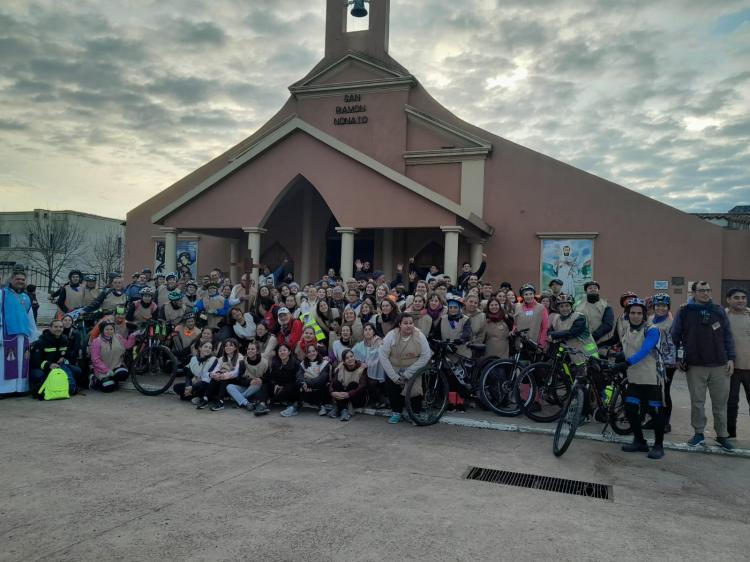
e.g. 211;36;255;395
586;294;600;303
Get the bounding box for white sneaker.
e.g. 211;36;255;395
280;405;299;417
190;397;201;405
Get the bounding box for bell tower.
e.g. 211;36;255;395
325;0;390;59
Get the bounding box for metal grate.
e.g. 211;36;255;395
464;467;613;501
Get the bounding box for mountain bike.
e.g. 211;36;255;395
477;328;546;416
403;339;487;426
514;341;577;423
553;356;630;457
129;319;178;396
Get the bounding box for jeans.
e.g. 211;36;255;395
727;368;750;436
226;383;262;407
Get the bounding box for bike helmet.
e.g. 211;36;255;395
186;280;198;288
519;283;536;295
446;295;464;307
548;278;563;288
139;286;155;296
84;274;97;282
142;268;152;274
166;271;177;280
583;280;600;290
168;290;183;301
652;293;671;308
619;291;638;308
625;297;648;315
557;294;575;305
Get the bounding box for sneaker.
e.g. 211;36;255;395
253;402;269;416
244;402;256;412
340;408;351;422
190;397;201;405
318;405;329;416
647;445;665;460
328;408;339;419
716;437;735;452
210;400;225;412
280;405;299;417
687;433;705;447
196;398;209;410
388;413;402;424
621;439;649;453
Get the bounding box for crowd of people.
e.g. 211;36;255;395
1;257;748;459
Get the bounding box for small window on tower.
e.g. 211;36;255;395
346;2;369;32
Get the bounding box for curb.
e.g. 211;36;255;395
120;385;749;459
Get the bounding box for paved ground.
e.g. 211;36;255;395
2;387;749;562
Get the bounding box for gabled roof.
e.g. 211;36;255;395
289;51;416;96
152;116;492;235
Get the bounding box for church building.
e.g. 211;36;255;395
125;0;750;301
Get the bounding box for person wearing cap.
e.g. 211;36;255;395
575;280;615;346
0;265;39;395
513;284;549;349
547;294;598;366
81;275;100;307
54;270;85;315
82;275;128;316
275;306;303;351
159;289;187;328
671;281;736;450
647;293;677;433
440;295;473;358
157;272;179;308
725;287;750;440
193;283;227;330
126;287;158;328
613;298;668;459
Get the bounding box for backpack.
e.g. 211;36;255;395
655;325;677;368
39;368;71;401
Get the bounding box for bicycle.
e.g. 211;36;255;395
129;319;178;396
552;356;630;457
477;328;546;417
513;341;577;423
403;339;487;426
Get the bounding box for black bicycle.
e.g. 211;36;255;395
553;356;630;457
129;320;179;396
477;328;545;417
403;339;487;426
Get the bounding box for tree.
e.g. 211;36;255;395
87;228;124;281
23;216;84;291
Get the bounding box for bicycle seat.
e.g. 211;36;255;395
468;343;486;352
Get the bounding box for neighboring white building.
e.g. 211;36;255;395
0;209;125;290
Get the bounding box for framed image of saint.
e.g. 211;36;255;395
540;238;594;302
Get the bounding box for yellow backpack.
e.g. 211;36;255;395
39;368;70;401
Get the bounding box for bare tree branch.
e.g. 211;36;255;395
23;216;84;291
86;227;123;280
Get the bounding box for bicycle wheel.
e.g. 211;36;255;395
608;383;632;435
131;345;178;396
517;362;570;423
478;359;523;417
553;384;585;457
404;367;449;426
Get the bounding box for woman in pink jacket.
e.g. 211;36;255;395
90;320;137;392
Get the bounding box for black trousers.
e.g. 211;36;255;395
385;377;405;413
625;383;666;446
331;380;367;410
173;379;209;401
206;377;240;401
253;382;300;405
728;368;750;436
663;367;676;420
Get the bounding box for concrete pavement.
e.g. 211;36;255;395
2;390;749;562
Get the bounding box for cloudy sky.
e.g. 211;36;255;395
1;0;748;219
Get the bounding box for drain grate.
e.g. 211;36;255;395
464;467;612;501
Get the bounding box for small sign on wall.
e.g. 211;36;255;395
654;280;669;290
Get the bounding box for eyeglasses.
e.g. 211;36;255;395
695;288;711;293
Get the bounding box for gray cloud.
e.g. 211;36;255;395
0;0;748;218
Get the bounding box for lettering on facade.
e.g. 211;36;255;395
334;93;368;125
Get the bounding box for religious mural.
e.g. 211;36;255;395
154;240;198;278
540;238;594;302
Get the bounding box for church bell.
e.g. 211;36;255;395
350;0;368;18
